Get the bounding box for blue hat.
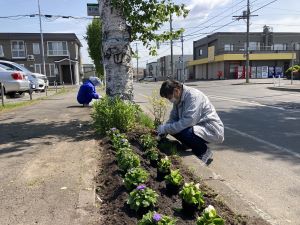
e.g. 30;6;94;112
89;77;101;86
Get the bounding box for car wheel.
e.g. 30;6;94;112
7;92;17;98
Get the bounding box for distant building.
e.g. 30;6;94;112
0;33;82;84
133;67;145;80
145;62;158;79
189;26;299;80
148;55;193;81
82;64;96;80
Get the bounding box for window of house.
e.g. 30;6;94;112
199;49;203;56
33;43;40;54
0;45;4;57
47;41;68;56
49;64;56;77
11;40;26;58
224;44;234;51
272;43;287;51
294;43;300;50
34;64;42;74
245;42;260;51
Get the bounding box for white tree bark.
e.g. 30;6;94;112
99;0;134;100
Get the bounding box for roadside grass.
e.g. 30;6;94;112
0;87;75;113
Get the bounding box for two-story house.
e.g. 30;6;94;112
0;33;82;85
188;26;300;79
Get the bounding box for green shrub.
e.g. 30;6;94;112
117;150;140;173
197;205;225;225
165;169;183;186
124;167;149;191
136;112;155;129
179;182;205;209
138;211;177;225
140;134;157;150
92;96;139;135
127;185;158;212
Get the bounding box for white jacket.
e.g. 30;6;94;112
164;85;224;144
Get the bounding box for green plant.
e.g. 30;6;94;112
92;96;139;135
140;134;157;150
117;150;140;173
179;182;205;209
127;185;158;212
145;148;159;161
197;205;225;225
138;211;177;225
165;169;183;186
157;156;171;174
149;90;167;128
124;167;149;191
136;111;155;129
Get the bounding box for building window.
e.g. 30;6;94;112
49;64;56;77
33;43;40;55
11;40;26;58
294;43;300;50
272;43;287;51
199;49;203;56
0;45;4;57
245;42;260;51
34;64;41;74
47;41;68;56
224;44;234;51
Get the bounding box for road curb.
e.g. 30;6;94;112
268;87;300;92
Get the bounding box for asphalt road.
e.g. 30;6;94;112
0;90;98;225
134;79;300;225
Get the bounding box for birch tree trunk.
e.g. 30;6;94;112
99;0;134;101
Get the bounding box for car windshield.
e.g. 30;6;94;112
12;63;31;73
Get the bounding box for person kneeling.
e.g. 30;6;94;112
77;76;102;107
157;80;224;165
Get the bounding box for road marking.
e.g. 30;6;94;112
226;126;300;159
208;95;286;110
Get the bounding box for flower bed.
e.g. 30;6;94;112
96;128;270;225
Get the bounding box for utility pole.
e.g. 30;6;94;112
291;53;294;85
233;0;257;83
170;14;174;78
181;33;184;83
135;43;139;81
37;0;46;77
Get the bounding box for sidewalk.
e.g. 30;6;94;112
0;90;99;225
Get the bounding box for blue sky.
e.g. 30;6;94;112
0;0;299;67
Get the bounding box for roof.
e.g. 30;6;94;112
0;33;82;47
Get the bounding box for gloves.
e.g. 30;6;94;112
157;124;166;136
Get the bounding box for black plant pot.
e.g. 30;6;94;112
156;169;170;181
181;200;198;216
150;159;158;167
166;183;181;195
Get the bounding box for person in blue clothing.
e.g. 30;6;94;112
77;77;102;106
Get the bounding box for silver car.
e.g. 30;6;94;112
0;64;30;97
0;60;46;92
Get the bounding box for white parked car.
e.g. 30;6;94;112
0;60;46;92
0;64;30;97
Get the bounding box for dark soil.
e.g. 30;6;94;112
96;132;270;225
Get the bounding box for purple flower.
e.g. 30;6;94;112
136;185;146;190
111;127;117;131
121;139;127;143
153;213;162;222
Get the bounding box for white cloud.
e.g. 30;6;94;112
187;0;232;17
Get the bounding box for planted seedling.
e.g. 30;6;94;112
127;185;158;215
164;169;184;194
138;211;177;225
157;156;171;181
197;205;225;225
179;182;205;216
124;167;149;191
117;150;140;174
140;134;157;150
145;148;160;167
